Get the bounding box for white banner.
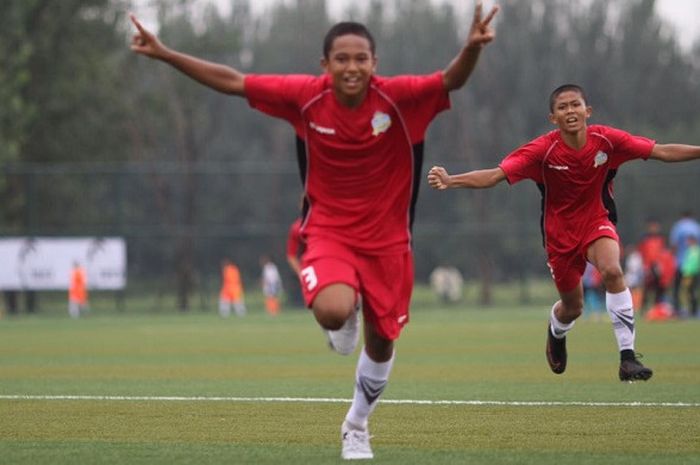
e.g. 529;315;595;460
0;237;126;290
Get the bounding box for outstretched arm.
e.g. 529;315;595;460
129;14;245;96
649;143;700;163
442;1;499;92
427;165;506;189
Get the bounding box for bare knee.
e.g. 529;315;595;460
558;298;584;321
598;264;624;290
312;284;356;330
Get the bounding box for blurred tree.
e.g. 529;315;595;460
0;0;132;232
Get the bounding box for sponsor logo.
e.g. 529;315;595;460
309;122;336;135
397;314;408;324
547;164;569;171
300;266;318;291
371;111;391;136
593;151;609;167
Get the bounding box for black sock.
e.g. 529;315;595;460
620;349;635;361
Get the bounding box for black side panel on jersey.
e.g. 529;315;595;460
536;183;546;248
409;142;425;230
295;136;309;219
602;168;618;224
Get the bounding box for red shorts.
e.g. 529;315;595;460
299;238;413;340
547;220;619;292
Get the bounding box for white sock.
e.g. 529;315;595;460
549;302;575;339
218;299;231;318
345;348;394;431
606;288;635;351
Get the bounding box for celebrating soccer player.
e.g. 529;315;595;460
131;1;499;459
428;83;700;382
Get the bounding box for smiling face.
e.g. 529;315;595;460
321;34;376;108
548;90;592;134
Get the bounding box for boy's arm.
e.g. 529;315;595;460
442;1;499;92
130;14;245;96
648;144;700;163
427;165;506;190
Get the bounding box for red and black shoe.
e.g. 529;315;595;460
546;325;567;374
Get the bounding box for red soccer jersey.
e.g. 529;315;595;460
499;125;655;256
245;73;449;255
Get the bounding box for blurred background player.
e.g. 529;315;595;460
679;235;700;318
669;211;700;316
219;258;246;317
261;255;282;316
582;262;605;322
623;244;644;311
68;261;88;319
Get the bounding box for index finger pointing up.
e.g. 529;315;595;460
129;13;147;34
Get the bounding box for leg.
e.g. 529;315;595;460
218;297;231;318
313;283;360;356
312;283;356;330
672;269;683;315
587;237;653;381
690;275;698;317
545;284;582;375
341;319;394;460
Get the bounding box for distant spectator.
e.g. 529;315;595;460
623;244;644;311
669;211;700;315
69;262;88;318
582;262;605;322
219;258;246;318
261;256;282;316
637;219;667;310
679;236;700;317
429;266;464;304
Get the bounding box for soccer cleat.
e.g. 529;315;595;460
327;304;361;356
619;354;653;382
341;421;373;460
545;324;567;374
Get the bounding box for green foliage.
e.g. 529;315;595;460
1;0;700;307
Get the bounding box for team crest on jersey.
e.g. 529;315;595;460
371;111;391;136
593;151;608;167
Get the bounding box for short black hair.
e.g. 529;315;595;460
549;84;587;112
323;22;376;59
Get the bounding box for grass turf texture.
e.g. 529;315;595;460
1;307;699;464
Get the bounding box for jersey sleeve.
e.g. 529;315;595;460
379;72;450;143
599;125;656;168
245;74;319;134
498;135;549;184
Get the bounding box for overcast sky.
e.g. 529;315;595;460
247;0;700;51
133;0;699;51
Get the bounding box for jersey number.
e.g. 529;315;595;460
300;266;318;292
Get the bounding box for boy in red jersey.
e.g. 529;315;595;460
428;84;700;382
131;2;498;459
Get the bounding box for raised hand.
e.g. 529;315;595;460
466;1;499;48
427;166;451;190
129;14;167;59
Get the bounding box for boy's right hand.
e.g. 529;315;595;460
130;14;166;59
428;166;451;190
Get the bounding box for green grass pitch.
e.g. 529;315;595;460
1;305;699;464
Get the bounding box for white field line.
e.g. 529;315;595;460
1;395;699;408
